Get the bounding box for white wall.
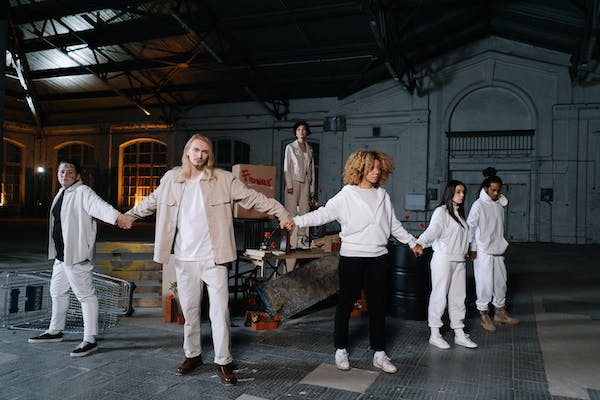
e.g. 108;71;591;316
180;36;600;244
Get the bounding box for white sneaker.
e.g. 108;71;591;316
335;349;350;370
429;335;451;349
373;352;397;374
454;333;478;349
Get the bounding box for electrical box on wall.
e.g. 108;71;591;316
427;188;438;201
323;116;346;132
540;188;553;202
405;194;426;211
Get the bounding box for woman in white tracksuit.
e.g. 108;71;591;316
415;180;478;349
294;149;421;374
467;174;519;333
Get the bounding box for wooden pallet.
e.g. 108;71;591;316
95;242;162;308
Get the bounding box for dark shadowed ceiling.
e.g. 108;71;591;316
4;0;600;128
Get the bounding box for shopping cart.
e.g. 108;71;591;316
0;270;135;333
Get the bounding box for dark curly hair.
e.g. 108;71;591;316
293;121;311;136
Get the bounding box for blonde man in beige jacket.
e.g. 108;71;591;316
127;134;293;384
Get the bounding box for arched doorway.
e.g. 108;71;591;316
446;85;537;241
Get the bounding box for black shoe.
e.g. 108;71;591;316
28;332;64;343
70;341;98;357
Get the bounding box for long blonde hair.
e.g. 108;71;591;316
181;134;215;179
343;149;394;186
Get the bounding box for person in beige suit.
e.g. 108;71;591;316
284;121;315;250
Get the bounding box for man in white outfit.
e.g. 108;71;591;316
467;173;519;333
28;160;132;356
126;134;293;384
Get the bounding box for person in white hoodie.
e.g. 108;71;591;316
294;149;422;374
467;173;519;333
415;180;478;350
28;159;133;356
284;121;315;249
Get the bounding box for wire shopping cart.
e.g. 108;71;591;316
0;270;135;333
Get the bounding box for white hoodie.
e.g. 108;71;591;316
417;205;469;262
467;188;509;255
293;185;416;257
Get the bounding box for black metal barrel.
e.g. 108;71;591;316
388;244;432;320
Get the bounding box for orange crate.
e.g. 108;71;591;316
245;311;279;330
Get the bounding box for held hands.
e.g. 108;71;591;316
411;243;424;257
117;214;134;229
469;251;477;261
287;188;294;194
280;216;294;231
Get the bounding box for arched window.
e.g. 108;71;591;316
213;139;250;169
57;142;96;188
1;140;24;206
120;140;167;208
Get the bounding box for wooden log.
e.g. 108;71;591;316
257;254;339;319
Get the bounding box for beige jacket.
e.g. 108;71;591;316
284;140;315;193
127;167;290;265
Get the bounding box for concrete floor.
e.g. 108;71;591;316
1;218;599;400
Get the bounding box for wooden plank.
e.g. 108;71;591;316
92;270;162;281
134;297;162;307
95;242;156;253
133;286;161;294
96;260;161;272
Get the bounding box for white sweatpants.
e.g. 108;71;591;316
49;259;98;342
175;260;232;365
428;254;466;330
473;253;507;311
285;179;310;248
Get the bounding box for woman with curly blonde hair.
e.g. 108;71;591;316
294;149;422;374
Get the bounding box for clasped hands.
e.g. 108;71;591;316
279;216;294;231
116;214;135;229
411;243;424;257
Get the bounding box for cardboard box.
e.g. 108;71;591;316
232;164;277;219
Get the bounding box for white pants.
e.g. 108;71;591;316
473;253;507;311
175;260;232;365
428;254;466;330
49;259;98;341
285;179;310;248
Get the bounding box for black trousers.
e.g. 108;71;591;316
334;255;388;351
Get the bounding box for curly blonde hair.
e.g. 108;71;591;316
343;149;394;186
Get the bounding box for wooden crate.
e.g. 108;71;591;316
95;242;162;308
244;311;279;330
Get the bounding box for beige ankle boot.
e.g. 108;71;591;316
480;310;497;333
494;307;519;325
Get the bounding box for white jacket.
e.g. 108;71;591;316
467;188;509;255
284;140;315;193
294;185;417;257
417;205;469;261
48;180;120;265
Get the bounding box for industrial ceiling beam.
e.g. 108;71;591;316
8;21;44;135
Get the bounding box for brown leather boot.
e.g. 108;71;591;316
480;310;497;333
494;307;519;325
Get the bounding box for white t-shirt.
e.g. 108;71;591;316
174;173;215;263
